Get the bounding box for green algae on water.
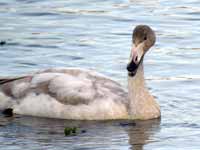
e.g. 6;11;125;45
64;127;77;136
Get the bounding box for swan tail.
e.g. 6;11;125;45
0;76;27;85
0;76;28;113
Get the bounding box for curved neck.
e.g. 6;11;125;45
127;62;160;120
128;62;145;90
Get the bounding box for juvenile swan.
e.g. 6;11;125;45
0;25;160;120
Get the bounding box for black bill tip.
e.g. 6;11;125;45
127;55;144;77
127;59;138;77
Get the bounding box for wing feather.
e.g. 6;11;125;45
0;68;127;107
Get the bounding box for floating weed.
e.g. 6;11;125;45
64;127;77;136
64;127;86;136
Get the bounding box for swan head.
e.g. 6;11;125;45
127;25;156;77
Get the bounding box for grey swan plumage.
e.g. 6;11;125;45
0;25;161;120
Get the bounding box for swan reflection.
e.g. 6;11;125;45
127;119;161;150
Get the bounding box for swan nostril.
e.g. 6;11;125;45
134;56;138;63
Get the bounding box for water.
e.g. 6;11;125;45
0;0;200;149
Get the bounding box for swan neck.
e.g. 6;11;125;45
128;63;145;95
127;62;160;120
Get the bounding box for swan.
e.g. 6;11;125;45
0;25;160;120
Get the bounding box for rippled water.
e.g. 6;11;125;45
0;0;200;149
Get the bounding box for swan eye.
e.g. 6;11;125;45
144;36;147;40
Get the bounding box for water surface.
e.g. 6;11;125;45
0;0;200;149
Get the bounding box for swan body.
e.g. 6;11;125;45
0;68;129;120
0;25;161;120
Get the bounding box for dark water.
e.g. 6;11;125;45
0;0;200;149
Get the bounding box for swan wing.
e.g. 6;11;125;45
0;68;127;107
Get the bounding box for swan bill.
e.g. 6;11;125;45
127;55;144;77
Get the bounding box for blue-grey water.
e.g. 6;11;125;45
0;0;200;149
